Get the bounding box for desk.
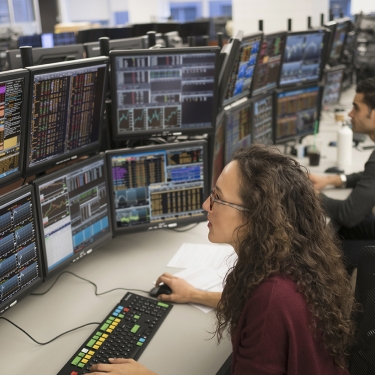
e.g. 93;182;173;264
0;223;232;375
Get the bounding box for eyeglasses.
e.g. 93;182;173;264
209;188;249;212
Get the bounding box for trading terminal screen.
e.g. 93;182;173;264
222;33;262;106
33;155;112;278
252;32;286;96
322;67;345;106
107;141;208;235
225;100;252;164
0;185;42;314
252;94;273;145
110;48;219;139
25;57;107;176
0;70;28;187
279;30;326;87
274;85;321;143
329;22;349;63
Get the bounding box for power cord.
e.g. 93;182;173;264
0;271;149;345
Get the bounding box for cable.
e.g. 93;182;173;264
30;270;149;296
0;317;100;345
167;223;200;232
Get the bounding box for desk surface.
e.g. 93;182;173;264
0;223;232;375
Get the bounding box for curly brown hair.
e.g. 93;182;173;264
215;144;356;368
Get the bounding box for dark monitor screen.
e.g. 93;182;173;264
252;32;287;96
274;85;322;143
224;99;252;164
212;110;225;188
221;33;263;107
84;36;147;58
155;23;179;34
251;94;273;145
33;154;112;279
110;47;220;139
108;26;134;40
24;57;108;177
18;34;42;48
279;30;327;87
321;65;345;106
0;185;43;314
106;141;208;235
0;69;29;188
328;20;350;64
133;23;157;37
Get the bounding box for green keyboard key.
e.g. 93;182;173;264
71;356;81;366
86;339;96;347
157;302;169;308
131;324;140;333
101;323;109;331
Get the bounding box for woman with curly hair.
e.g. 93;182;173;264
89;144;355;375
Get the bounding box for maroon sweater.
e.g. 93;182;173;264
231;276;349;375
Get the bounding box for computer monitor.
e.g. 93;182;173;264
155;23;179;34
110;47;220;140
24;56;108;177
252;31;287;97
220;32;263;107
274;84;322;144
358;15;375;36
251;93;274;145
76;28;109;44
31;44;85;65
328;19;350;65
84;36;148;58
33;154;112;279
132;23;157;37
279;29;327;87
178;21;211;43
224;99;252;164
212;110;225;188
18;34;42;48
0;185;43;314
40;32;76;48
321;65;345;107
106;140;209;235
0;69;29;188
107;26;134;40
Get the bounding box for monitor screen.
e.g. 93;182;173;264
110;47;220;139
274;85;322;143
252;32;286;96
24;57;108;177
106;141;208;235
53;32;77;46
329;20;349;64
252;94;273;145
18;34;42;48
322;65;345;106
225;99;252;164
221;33;263;107
0;185;43;314
279;30;327;87
0;69;29;188
212;110;225;188
33;154;112;279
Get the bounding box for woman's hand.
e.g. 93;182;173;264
89;358;157;375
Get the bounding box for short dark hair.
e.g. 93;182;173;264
356;77;375;112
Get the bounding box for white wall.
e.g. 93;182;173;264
351;0;374;15
232;0;329;35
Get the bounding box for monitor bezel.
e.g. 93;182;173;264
0;184;43;314
321;64;346;107
278;29;329;88
0;68;29;188
273;83;323;144
109;47;220;140
31;44;85;66
327;18;351;65
211;109;226;189
221;32;264;108
251;31;287;97
33;153;113;280
23;56;109;178
106;140;209;236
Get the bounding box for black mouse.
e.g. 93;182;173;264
149;284;172;298
324;166;345;174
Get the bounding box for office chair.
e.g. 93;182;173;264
349;245;375;374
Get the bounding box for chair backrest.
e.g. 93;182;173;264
349;246;375;375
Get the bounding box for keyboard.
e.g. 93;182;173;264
57;292;173;375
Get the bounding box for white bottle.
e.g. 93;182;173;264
337;123;353;169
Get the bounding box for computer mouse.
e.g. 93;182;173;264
324;166;345;174
149;284;173;298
